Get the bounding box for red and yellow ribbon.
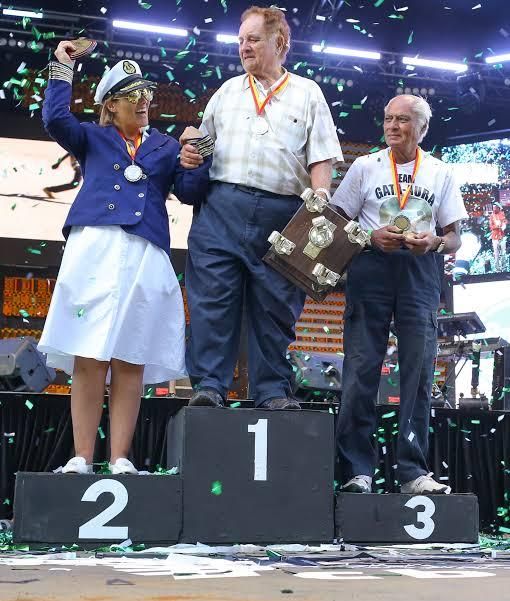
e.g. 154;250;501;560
117;130;142;160
389;147;422;210
248;72;290;115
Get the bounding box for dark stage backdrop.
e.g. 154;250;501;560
0;394;508;534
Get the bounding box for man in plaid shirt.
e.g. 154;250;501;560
180;5;341;410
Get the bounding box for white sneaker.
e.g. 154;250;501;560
340;475;372;493
109;458;138;475
401;473;451;495
62;456;93;474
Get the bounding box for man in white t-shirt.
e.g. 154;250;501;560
331;94;468;495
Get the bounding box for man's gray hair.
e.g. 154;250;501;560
385;94;432;143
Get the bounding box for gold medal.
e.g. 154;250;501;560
392;214;411;232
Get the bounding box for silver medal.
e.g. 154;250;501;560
252;116;269;135
124;164;143;182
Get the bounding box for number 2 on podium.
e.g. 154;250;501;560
248;419;268;481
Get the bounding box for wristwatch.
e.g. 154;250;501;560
434;236;446;253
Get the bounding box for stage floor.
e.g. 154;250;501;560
0;545;508;601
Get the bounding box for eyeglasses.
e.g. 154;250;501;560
114;87;154;104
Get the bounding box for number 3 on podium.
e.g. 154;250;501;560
248;419;268;481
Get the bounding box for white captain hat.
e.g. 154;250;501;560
94;59;157;104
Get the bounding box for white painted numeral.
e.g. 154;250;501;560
247;419;268;481
78;480;129;539
403;495;436;540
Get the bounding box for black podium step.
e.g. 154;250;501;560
336;492;479;543
167;407;334;544
13;472;182;545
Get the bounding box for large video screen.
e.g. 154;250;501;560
441;138;510;280
0;136;192;249
453;280;510;399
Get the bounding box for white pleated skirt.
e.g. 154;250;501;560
38;225;187;384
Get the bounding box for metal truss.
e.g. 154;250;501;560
1;7;509;107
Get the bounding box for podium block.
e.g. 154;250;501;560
167;407;334;544
336;493;479;543
13;473;182;545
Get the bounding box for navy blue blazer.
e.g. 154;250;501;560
42;78;211;255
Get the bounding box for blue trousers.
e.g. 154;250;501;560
185;182;306;406
337;248;441;484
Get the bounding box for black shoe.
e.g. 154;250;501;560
259;397;301;410
188;388;224;408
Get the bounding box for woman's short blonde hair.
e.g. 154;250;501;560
241;5;291;61
99;98;116;127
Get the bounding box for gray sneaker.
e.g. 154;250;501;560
401;472;451;495
340;475;372;493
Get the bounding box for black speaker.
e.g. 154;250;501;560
492;347;510;410
0;337;56;392
288;350;342;403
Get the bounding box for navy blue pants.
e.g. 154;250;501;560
185;182;306;406
337;248;441;484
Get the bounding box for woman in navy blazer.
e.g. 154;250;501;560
38;40;212;475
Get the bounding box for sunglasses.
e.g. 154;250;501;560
114;87;154;104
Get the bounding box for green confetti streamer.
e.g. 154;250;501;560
77;308;85;317
166;124;176;133
166;70;175;81
211;480;223;495
25;399;34;410
389;14;404;19
230;402;241;408
220;0;227;13
408;31;414;44
184;89;196;99
138;1;152;8
98;426;105;440
382;411;396;419
27;247;41;255
19;309;30;318
369;146;380;153
175;50;190;60
374;0;385;6
160;113;176;118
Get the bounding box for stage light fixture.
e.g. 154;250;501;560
17;40;26;48
143;53;150;61
125;50;133;58
315;74;322;82
134;52;142;60
456;72;485;115
216;33;238;44
0;38;7;46
8;39;16;47
312;44;381;60
402;56;467;73
428;88;435;95
112;19;188;37
420;88;427;95
227;63;236;71
330;77;338;85
485;53;510;64
3;8;42;18
151;55;159;62
116;49;124;57
396;87;404;94
236;65;244;73
412;87;419;94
